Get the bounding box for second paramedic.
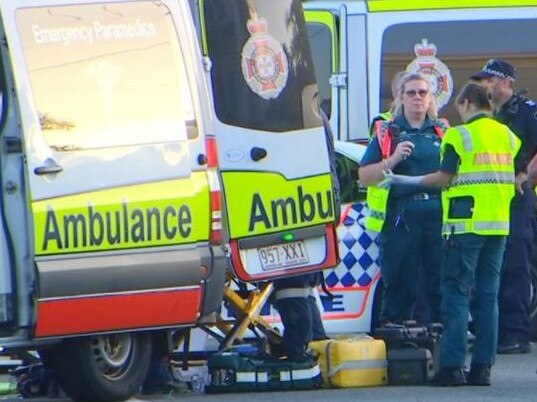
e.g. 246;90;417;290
359;73;447;326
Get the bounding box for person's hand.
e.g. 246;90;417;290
515;171;527;195
390;141;415;165
379;170;424;188
378;169;394;188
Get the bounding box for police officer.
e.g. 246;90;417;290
383;82;520;386
359;73;447;326
471;59;537;354
273;272;328;361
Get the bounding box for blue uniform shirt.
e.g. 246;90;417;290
495;94;537;240
495;94;537;174
361;114;442;199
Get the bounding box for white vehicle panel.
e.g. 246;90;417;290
366;7;537;124
215;123;329;179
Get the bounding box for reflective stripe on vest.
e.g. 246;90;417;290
443;221;510;234
452;171;515;186
457;125;473;152
375;120;392;157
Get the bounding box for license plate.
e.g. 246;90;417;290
258;241;309;271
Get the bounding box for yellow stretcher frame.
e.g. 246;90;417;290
170;280;286;386
173;279;282;356
215;281;282;350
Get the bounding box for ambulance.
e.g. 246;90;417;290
0;0;338;400
301;0;537;335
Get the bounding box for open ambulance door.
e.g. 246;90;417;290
199;0;339;282
0;11;22;336
304;8;343;140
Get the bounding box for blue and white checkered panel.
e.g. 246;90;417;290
324;201;381;288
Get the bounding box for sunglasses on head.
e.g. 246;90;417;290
404;89;429;98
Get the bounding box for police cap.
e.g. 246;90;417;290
470;59;516;82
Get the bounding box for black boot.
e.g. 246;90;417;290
466;363;491;386
434;367;467;386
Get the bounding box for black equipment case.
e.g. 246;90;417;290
373;323;442;385
386;347;434;385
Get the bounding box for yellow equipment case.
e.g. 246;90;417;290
309;336;388;388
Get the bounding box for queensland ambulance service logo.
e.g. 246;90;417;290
241;17;289;100
406;39;453;109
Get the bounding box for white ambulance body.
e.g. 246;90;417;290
0;0;338;400
301;0;537;335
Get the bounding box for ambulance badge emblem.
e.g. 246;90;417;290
406;39;453;109
241;17;289;100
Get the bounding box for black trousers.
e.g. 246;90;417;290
498;187;537;344
274;295;327;360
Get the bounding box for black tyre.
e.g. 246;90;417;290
41;332;151;402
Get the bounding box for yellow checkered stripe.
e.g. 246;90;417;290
368;0;537;12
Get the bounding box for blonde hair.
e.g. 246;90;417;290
391;73;438;119
391;71;408;99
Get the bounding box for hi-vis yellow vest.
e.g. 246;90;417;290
441;118;520;236
365;119;448;232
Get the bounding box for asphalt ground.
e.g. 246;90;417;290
2;345;537;401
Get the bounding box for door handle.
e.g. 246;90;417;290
250;147;267;162
34;159;63;175
197;153;207;166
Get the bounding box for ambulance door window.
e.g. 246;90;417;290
306;19;333;119
16;1;198;151
380;19;537;125
203;0;321;132
335;152;363;204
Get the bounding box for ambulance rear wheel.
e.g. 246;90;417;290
42;332;151;402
